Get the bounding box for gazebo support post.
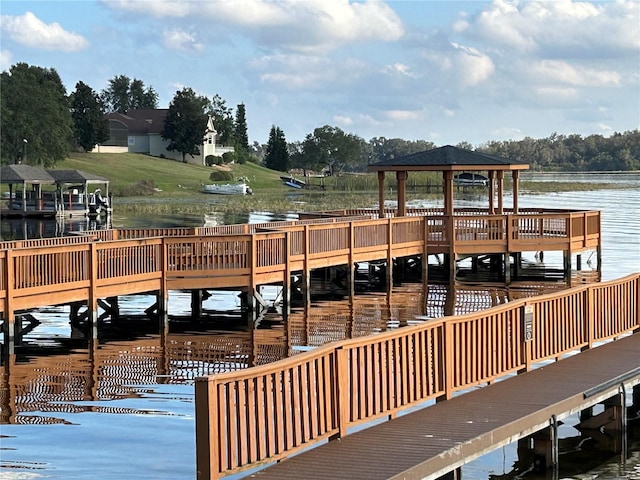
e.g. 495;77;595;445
443;171;456;280
512;170;520;214
377;171;385;218
396;171;408;217
488;171;496;214
497;170;504;214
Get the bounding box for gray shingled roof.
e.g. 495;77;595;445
47;169;108;184
106;109;168;135
368;145;529;171
0;164;56;184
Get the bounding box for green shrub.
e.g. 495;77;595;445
222;152;236;164
205;155;218;166
209;170;234;182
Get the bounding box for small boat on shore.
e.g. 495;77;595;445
280;176;306;189
202;183;252;195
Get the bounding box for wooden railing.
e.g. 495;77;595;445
1;211;601;316
195;273;640;479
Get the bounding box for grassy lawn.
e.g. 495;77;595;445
58;152;285;197
39;152;636;215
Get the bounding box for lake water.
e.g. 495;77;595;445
1;178;639;479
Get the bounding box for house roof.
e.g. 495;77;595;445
0;164;56;184
106;109;169;135
368;145;529;172
47;169;109;184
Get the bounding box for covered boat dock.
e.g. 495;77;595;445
1;165;111;218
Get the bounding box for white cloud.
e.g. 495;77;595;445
451;43;495;86
385;110;421;121
333;115;354;126
103;0;191;17
383;63;417;78
534;86;579;100
491;127;525;140
253;53;371;92
597;122;614;134
0;12;88;51
0;49;13;71
461;0;639;56
106;0;404;52
532;60;621;87
163;29;203;52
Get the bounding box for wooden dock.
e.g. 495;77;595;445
195;273;640;479
244;331;640;480
1;208;600;332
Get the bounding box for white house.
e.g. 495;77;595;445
98;109;234;165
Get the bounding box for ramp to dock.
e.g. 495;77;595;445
247;333;640;480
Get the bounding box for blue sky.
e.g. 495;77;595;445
1;1;638;147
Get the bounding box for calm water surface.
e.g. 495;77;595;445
1;181;639;479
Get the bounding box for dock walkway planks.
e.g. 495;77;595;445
247;333;640;480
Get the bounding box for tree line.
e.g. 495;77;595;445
0;63;251;166
1;62;638;173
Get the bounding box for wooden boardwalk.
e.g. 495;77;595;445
246;332;640;480
0;207;601;319
195;273;639;479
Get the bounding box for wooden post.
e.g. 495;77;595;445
387;218;393;289
303;225;311;306
504;253;511;284
496;170;504;214
422;217;429;286
348;222;355;301
377;171;385;218
335;346;350;438
512;170;520;214
88;243;99;339
488;170;496;214
283;232;291;318
2;250;15;355
396;171;407;217
191;290;204;319
533;416;558;472
195;377;218;480
564;250;572;285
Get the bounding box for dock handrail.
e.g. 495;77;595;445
195;273;639;479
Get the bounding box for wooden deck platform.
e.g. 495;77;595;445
243;332;640;480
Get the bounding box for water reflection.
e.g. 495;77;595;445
1;185;638;479
1;278;571;428
0;216;112;241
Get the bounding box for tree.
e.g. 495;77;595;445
70;81;109;152
234;102;249;152
264;125;289;172
101;75;158;113
129;78;159;110
161;87;209;162
297;125;365;175
207;94;234;145
0;63;73;166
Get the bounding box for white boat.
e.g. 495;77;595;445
202;183;252;195
453;173;488;187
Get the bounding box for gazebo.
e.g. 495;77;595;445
368;145;532;281
0;164;58;216
367;145;529;218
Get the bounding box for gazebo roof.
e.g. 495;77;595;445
0;164;56;184
47;169;109;184
368;145;529;172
